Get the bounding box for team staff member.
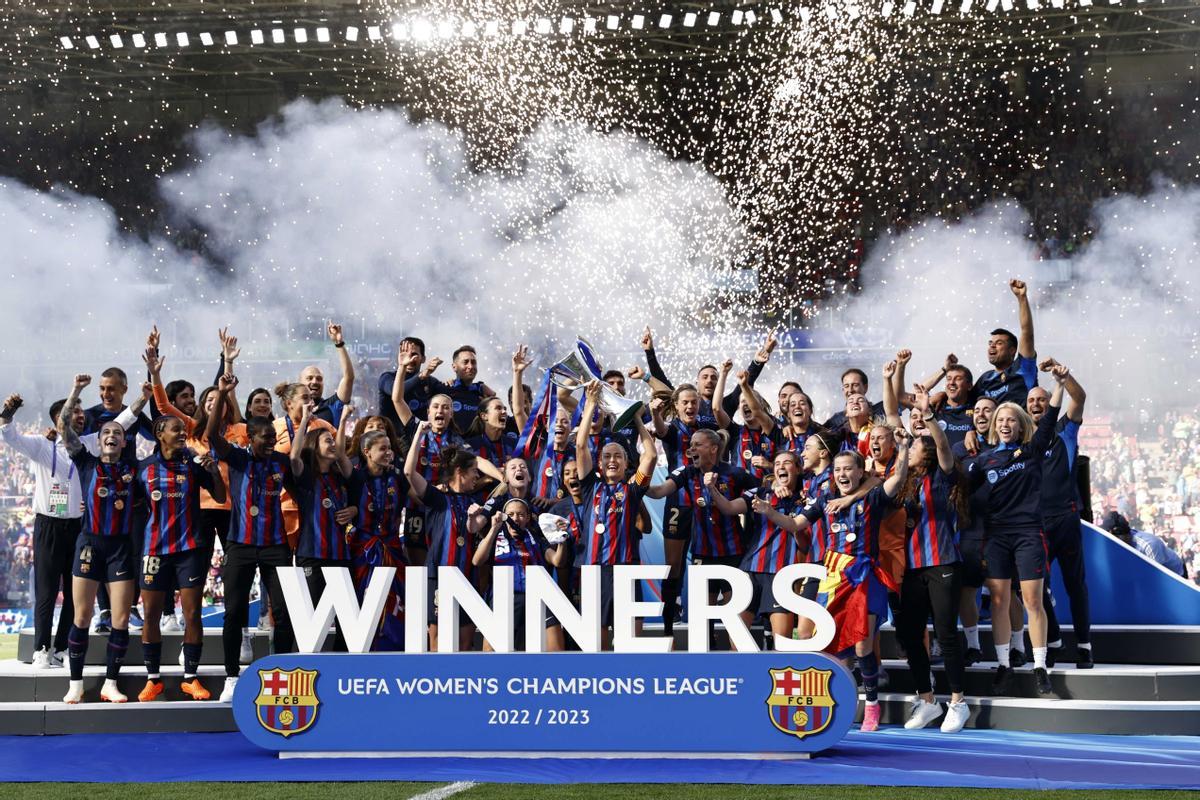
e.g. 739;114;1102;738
378;336;443;427
897;384;970;733
966;360;1069;698
952;395;997;664
823;369;886;431
708;450;809;650
348;427;410;651
446;345;496;434
135;414;225;702
206;375;297;693
57;377;139;704
907;354;976;448
298;322;355;427
974;279;1038;407
472;498;569;651
1027;359;1092;668
0;387;145;667
640;328;775;426
404;428;486;652
575;381;658;650
287;403;356;664
793;444;910;732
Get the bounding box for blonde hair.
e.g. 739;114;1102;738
987;402;1035;446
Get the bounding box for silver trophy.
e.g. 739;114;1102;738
547;337;644;432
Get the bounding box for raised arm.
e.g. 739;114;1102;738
143;346;193;431
1011;279;1036;359
649;394;668;438
713;359;733;429
205;374;238;458
634;406;658;477
473;514;504;567
404;419;430;498
328;322;355;405
641;326;674;390
737;370;774;434
881;360;902;428
914;383;955;474
511;344;533;431
893;349;913;411
749;492;801;533
918;353;956;394
883;433;911;498
574;381;601;477
391;343;421;428
702;470;750;516
334;405;354;478
219;328;243;423
57;374;91;458
290;402;312;477
722;331;776;417
1040;358;1085;423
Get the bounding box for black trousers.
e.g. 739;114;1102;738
222;542;294;676
1043;513;1090;645
897;563;965;695
33;514;80;651
298;557;352;652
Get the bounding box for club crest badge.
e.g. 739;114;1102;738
256;668;320;738
767;667;835;739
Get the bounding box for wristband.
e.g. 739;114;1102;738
923;411;935;421
641;373;652;383
334;341;345;349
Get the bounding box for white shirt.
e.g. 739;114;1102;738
0;409;138;519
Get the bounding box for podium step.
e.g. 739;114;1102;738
0;700;235;735
861;693;1200;736
17;627;272;666
0;661;230;702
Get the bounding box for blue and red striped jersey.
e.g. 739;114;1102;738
71;451;137;538
726;423;777;483
490;524;552;592
533;444;571;500
351;466;410;552
778;423;819;457
802;467;833;563
669;463;758;558
421;483;479;576
802;484;893;562
292;468;352;561
137;449;216;555
224;448;291;547
740;488;807;573
579;473;648;565
469;431;519;470
661;419;702;508
402;418;465;490
904;468;961;569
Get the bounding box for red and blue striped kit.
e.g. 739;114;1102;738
533;445;570;499
469;431;518;469
728;422;777;482
420;484;479;577
491;525;549;592
904;468;961;569
679;464;758;558
803;484;892;562
137;449;216;555
581;474;647;565
73;452;136;538
740;488;807;573
803;467;833;564
352;466;409;549
225;448;291;547
295;470;352;561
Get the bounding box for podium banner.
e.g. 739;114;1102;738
233;652;857;756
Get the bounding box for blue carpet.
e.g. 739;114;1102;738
3;728;1199;789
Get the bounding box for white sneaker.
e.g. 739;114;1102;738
941;700;970;733
219;676;238;702
32;647;54;669
240;633;254;664
161;615;183;633
178;647;186;667
53;649;67;667
63;679;85;704
100;679;128;703
904;697;944;730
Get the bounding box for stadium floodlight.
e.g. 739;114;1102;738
607;14;620;29
1026;0;1039;9
824;5;838;18
132;33;146;47
733;9;745;24
345;26;358;41
535;17;552;33
109;34;123;47
746;10;758;23
683;12;698;26
199;32;214;45
392;23;407;39
659;13;673;27
985;0;999;11
316;26;330;42
512;19;528;34
882;1;895;16
484;20;500;35
412;19;432;41
799;7;812;22
294;28;308;43
903;0;917;15
367;26;382;40
272;28;285;43
86;34;100;48
155;32;169;46
559;17;574;33
632;13;645;28
1001;0;1013;11
224;31;237;45
462;20;478;36
1050;0;1063;6
176;32;189;46
583;16;598;32
708;11;721;24
771;8;784;22
932;0;945;12
437;20;454;38
60;35;74;49
959;0;972;12
1078;0;1091;5
250;29;264;43
847;6;861;19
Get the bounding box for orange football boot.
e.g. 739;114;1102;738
138;679;165;702
181;678;211;700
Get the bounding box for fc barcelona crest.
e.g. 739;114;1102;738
766;667;835;739
255;668;320;738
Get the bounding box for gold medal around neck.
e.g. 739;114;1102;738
114;500;124;510
594;523;605;534
322;498;333;509
456;536;465;546
97;487;109;498
249;505;260;517
743;449;753;460
846;532;858;543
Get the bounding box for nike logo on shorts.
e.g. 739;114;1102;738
116;571;128;576
188;576;200;583
942;572;953;578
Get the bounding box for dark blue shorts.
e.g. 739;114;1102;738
747;571;790;618
984;528;1047;582
959;533;986;587
140;548;207;592
73;533;134;583
662;500;694;542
